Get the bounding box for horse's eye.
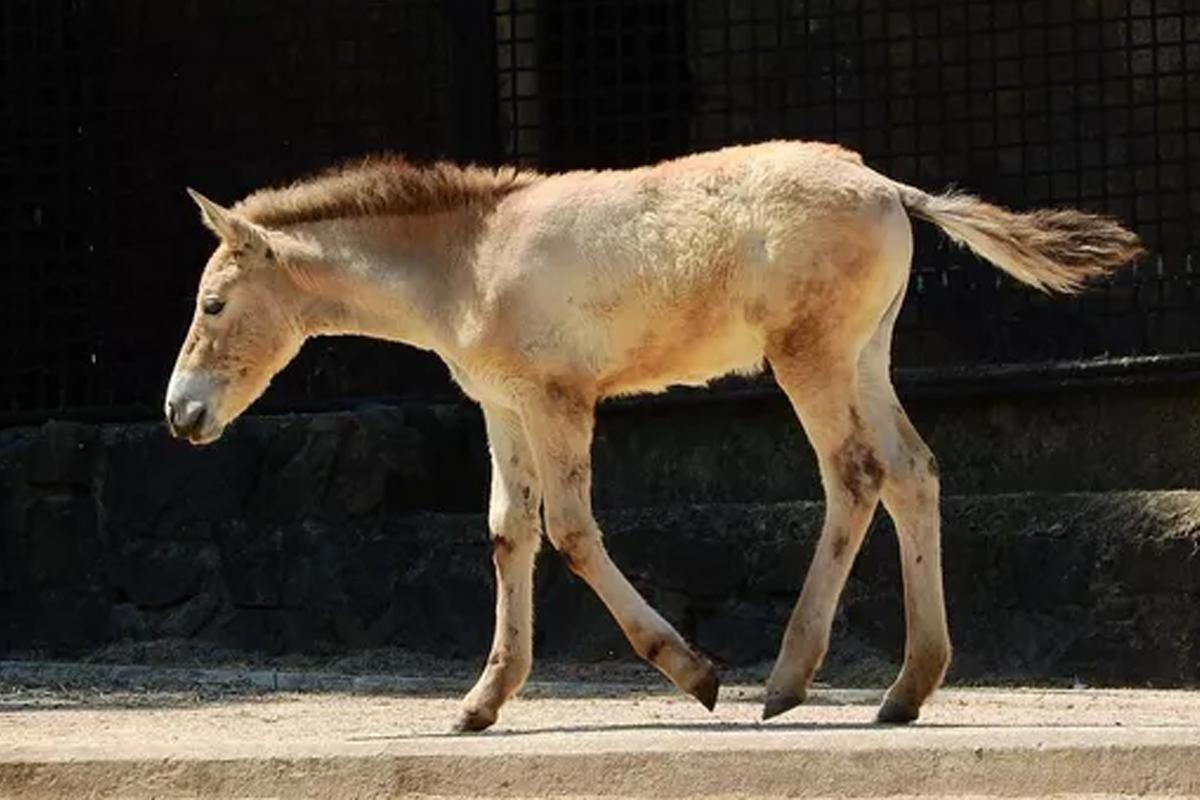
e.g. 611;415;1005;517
202;297;226;315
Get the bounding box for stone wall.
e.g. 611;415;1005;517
2;377;1200;685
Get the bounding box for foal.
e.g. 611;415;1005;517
165;141;1141;731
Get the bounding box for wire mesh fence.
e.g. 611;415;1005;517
2;0;475;420
2;0;1198;423
497;0;1200;368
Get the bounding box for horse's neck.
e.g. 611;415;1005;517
287;211;480;352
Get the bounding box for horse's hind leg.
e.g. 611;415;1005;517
762;353;885;719
858;349;951;724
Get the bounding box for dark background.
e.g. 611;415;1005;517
3;0;1198;424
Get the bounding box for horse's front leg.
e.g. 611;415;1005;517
455;405;543;733
519;382;719;710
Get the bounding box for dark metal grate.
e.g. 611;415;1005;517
0;0;477;422
2;1;1199;423
497;0;1200;367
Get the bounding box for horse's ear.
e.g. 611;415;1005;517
186;188;268;251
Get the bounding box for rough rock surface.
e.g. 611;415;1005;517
2;386;1200;685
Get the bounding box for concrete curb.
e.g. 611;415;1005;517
2;686;1199;798
3;745;1199;799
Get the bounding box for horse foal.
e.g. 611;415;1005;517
165;141;1142;731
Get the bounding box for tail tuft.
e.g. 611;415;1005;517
898;188;1144;294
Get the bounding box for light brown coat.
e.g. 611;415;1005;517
166;141;1142;730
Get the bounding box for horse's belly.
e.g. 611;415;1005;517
597;320;764;398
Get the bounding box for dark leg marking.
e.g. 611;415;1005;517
545;379;592;417
556;529;591;574
834;436;885;505
564;461;588;487
834;407;886;505
832;534;849;560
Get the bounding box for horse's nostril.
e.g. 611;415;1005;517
167;399;207;437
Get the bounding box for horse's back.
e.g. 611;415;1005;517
472;142;908;393
489;140;892;281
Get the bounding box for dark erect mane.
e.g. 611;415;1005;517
233;155;543;227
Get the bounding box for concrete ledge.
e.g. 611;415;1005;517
2;688;1199;798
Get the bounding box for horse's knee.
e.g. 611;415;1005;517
881;407;939;505
488;485;541;557
545;507;600;574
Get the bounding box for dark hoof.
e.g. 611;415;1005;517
875;697;919;725
689;667;720;712
761;689;804;721
451;707;497;734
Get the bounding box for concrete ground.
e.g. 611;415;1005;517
2;664;1200;798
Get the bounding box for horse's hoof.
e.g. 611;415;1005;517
761;688;804;721
875;697;920;725
688;666;720;712
451;706;497;734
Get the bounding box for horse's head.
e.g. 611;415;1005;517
165;190;306;444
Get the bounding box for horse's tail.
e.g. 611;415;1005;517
892;182;1143;294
